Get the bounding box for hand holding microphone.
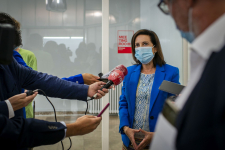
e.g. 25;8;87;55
88;81;109;99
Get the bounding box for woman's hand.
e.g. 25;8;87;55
136;129;154;150
123;126;140;150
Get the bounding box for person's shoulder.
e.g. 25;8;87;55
19;48;36;57
163;64;179;72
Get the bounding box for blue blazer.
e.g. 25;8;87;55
119;64;180;147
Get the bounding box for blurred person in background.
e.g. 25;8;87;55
24;33;54;73
74;42;90;74
57;43;74;77
43;41;61;75
86;43;102;75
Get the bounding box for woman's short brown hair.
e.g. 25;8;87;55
131;29;166;67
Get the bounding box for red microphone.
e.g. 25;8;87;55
93;69;125;99
101;64;128;78
106;69;125;87
115;65;128;76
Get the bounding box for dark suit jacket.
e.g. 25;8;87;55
0;114;66;149
0;58;88;117
176;45;225;150
0;58;88;149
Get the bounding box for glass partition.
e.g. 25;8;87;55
0;0;102;149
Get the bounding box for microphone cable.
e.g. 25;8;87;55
30;89;72;150
85;98;94;115
29;90;99;148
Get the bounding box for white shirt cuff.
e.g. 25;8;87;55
5;100;15;119
60;121;67;140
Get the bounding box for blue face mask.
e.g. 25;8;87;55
178;8;195;43
179;30;195;43
171;0;195;43
135;47;155;64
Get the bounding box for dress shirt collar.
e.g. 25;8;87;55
191;13;225;60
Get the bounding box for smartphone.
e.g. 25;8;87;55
159;80;185;95
97;103;110;117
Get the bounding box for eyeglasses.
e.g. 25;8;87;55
158;0;170;15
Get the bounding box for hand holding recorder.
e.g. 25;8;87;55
9;92;38;111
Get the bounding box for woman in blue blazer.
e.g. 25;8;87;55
119;29;180;150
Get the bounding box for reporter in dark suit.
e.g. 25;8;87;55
0;113;66;149
151;0;225;150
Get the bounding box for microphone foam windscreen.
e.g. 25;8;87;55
108;70;124;85
115;65;128;76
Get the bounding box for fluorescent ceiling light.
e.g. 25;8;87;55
93;12;102;17
43;37;70;39
132;17;140;23
46;0;67;12
71;37;83;39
